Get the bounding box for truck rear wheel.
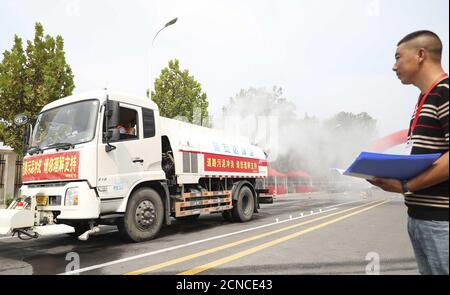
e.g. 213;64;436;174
231;185;255;222
118;188;164;242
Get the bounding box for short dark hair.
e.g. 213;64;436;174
397;30;443;62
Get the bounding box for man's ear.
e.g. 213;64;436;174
418;48;426;63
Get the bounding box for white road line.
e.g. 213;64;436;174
60;206;341;275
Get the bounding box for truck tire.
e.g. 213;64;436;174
117;188;164;242
231;185;255;222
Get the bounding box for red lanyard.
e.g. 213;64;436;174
409;73;449;139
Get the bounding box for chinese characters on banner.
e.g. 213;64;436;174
204;153;259;173
22;151;80;182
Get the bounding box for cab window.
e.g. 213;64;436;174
103;106;139;142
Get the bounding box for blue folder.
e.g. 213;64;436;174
343;152;442;180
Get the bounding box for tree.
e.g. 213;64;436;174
0;22;74;153
150;59;208;126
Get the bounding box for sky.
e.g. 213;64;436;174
1;0;449;136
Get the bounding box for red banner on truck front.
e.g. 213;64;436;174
22;151;80;182
204;153;259;173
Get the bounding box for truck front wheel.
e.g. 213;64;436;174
118;188;164;242
231;185;255;222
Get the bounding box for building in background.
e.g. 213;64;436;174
0;142;20;208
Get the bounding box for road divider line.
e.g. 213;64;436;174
178;199;390;275
125;200;382;275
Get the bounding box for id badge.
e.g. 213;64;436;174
405;140;413;154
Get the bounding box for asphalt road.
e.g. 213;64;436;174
0;190;418;275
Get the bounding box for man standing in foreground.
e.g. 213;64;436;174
369;30;449;275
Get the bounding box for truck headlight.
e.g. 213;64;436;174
65;187;79;206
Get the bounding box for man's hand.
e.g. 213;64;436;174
367;178;402;193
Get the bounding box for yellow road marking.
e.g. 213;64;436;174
178;199;389;275
125;199;383;275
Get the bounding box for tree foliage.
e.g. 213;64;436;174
150;59;208;125
0;22;74;153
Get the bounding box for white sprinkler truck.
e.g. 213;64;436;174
0;91;272;242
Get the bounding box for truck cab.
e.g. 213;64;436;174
1;91;166;239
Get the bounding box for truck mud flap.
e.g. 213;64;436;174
258;194;274;204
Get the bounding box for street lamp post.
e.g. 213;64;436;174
149;17;178;99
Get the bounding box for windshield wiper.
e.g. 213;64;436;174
46;142;75;151
28;146;43;155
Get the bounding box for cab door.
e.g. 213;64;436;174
97;102;145;203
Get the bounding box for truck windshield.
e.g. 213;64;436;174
30;100;99;149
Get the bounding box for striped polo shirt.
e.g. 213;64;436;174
406;77;449;221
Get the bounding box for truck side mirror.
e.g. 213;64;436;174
106;128;120;141
14;114;29;126
106;100;120;130
104;98;119;152
22;124;32;155
105;100;120;140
